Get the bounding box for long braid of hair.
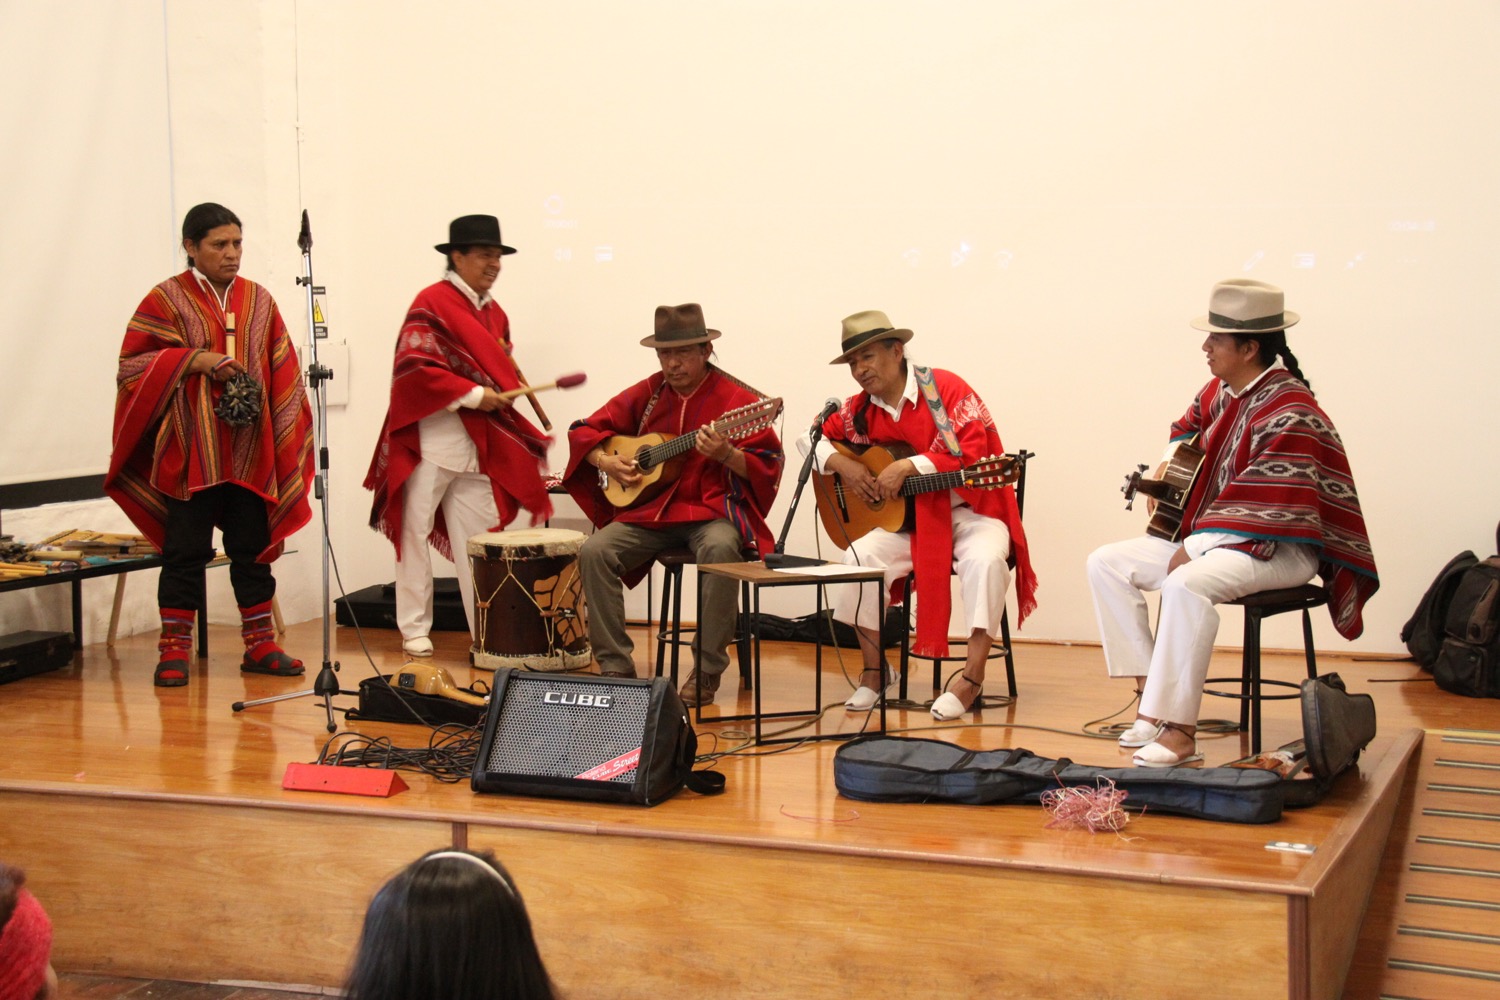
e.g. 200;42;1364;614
1278;344;1312;393
1236;331;1312;394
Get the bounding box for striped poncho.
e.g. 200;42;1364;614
106;272;314;560
1175;368;1379;639
364;280;552;560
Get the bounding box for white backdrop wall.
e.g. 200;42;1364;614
2;1;1497;657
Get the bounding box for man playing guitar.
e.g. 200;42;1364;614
1087;279;1379;767
803;311;1036;720
563;304;783;706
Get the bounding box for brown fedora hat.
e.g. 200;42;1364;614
640;303;722;348
829;310;913;364
1190;278;1299;334
434;214;517;255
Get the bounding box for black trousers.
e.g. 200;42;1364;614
157;483;276;612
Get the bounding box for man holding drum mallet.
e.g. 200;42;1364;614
365;214;554;659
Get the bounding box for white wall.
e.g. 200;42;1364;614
4;1;1498;655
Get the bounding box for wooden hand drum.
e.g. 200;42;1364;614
467;528;590;672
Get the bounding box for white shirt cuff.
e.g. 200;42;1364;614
447;385;485;411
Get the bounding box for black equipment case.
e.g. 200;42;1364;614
0;630;72;686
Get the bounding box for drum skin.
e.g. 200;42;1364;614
468;529;590;671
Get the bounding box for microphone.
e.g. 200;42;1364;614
297;210;312;252
763;396;842;568
812;397;840;430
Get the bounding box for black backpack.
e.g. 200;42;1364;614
1404;522;1500;698
1402;549;1480;668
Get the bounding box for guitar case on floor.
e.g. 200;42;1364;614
832;674;1375;824
334;577;470;632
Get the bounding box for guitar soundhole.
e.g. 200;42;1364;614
635;447;656;472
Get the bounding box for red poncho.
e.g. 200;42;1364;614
105;272;314;559
823;368;1037;657
1174;369;1379;639
563;367;783;586
364;280;551;559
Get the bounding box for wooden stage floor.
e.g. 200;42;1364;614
0;617;1484;999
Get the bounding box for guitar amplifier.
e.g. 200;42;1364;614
0;630;73;686
472;670;699;806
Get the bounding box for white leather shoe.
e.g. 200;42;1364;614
930;691;967;721
930;674;983;721
402;636;434;657
845;665;895;712
1132;740;1203;768
1118;718;1166;748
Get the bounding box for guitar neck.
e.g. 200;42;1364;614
643;409;769;465
649;432;701;464
898;468;972;497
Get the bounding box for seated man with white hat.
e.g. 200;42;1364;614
1087;279;1379;767
803;310;1037;721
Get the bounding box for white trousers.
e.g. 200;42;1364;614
833;507;1012;637
395;460;498;641
1086;534;1318;726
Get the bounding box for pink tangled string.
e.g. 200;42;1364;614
1040;779;1134;834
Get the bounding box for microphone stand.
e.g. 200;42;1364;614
233;210;350;732
763;405;836;569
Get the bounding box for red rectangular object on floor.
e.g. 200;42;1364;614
282;762;408;798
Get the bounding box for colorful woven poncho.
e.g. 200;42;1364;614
106;272;314;559
1175;369;1379;639
364;280;552;559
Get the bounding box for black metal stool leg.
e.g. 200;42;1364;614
1301;608;1319;679
737;580;753;689
1246;608;1264;753
669;564;685;687
655;564;677;680
1000;608;1017;699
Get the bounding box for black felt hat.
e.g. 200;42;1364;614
434;214;516;255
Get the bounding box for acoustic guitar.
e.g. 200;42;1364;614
813;440;1022;548
599;397;783;509
1120;436;1206;542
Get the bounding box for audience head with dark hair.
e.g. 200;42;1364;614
343;848;557;1000
0;863;57;1000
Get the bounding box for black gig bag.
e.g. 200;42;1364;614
1276;672;1378;808
833;673;1377;823
833;738;1287;823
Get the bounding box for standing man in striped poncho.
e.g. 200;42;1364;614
107;202;315;687
364;215;553;660
1088;279;1379;767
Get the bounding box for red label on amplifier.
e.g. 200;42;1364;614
575;747;641;781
